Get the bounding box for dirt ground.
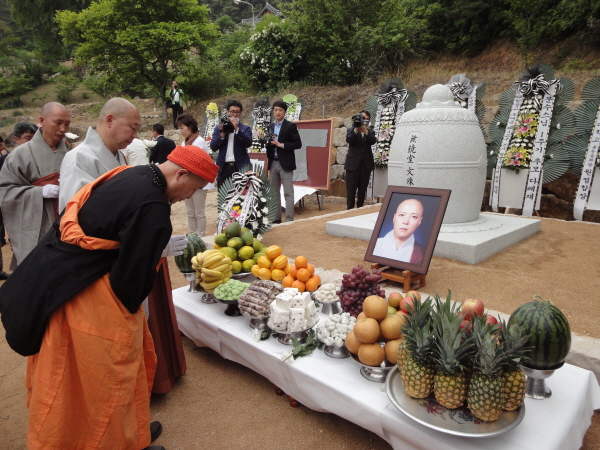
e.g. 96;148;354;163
0;190;598;449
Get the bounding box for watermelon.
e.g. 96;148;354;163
225;222;241;238
174;233;206;273
507;296;571;370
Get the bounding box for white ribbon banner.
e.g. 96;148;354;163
491;90;524;211
573;107;600;220
405;132;419;186
467;87;477;114
521;83;558;216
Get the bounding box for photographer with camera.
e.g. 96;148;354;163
167;80;184;129
266;100;302;223
210;100;253;186
345;110;377;209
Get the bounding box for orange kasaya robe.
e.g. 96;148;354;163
25;166;157;450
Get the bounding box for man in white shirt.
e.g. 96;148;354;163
373;198;425;264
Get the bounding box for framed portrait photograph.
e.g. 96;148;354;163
364;186;451;275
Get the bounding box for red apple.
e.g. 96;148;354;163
461;298;485;321
460;319;472;333
485;314;499;325
406;290;421;301
400;296;415;313
395;310;409;319
388;292;403;308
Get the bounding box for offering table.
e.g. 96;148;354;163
173;286;600;450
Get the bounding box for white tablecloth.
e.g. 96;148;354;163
173;286;600;450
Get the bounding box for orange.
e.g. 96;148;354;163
271;269;285;282
296;268;311;282
291;279;306;292
289;265;297;278
282;275;295;288
306;263;315;276
304;274;321;292
294;255;308;269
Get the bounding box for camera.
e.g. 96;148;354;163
260;134;277;147
220;115;235;134
353;113;366;128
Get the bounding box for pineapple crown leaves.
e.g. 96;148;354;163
471;316;506;376
401;295;433;339
502;319;532;369
406;319;436;368
432;292;476;375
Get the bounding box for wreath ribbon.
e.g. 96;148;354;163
218;171;264;233
377;88;409;107
515;75;561;110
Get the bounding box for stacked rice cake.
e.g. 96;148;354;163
238;280;283;317
268;288;319;332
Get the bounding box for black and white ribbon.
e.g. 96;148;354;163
573;107;600;220
521;82;558;216
377;87;409;108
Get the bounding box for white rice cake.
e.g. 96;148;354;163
288;318;307;332
275;292;293;310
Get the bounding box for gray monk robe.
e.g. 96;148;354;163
58;127;127;212
0;129;67;267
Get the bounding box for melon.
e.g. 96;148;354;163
237;246;254;261
225;221;241;238
227;237;244;250
252;238;262;253
507;296;571;370
219;246;238;261
241;259;255;273
214;233;228;248
240;230;254;246
231;261;242;274
174;233;207;273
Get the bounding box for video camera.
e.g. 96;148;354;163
220;115;235;134
260;133;277;147
353;112;367;128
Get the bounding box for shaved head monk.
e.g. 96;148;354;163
373;198;425;265
0;102;71;268
59;97;142;211
0;146;219;450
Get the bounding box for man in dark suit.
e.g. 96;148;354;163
210;100;253;187
150;124;176;164
266;100;303;223
345;110;377;209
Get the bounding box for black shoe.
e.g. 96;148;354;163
273;220;282;224
0;271;10;280
150;421;163;442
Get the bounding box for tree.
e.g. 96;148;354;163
7;0;92;61
56;0;217;119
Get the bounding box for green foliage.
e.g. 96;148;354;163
215;14;237;33
55;73;80;103
56;0;218;114
239;17;304;91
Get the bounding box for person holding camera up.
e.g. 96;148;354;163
345;110;377;209
167;80;184;129
210;100;253;186
265;100;302;223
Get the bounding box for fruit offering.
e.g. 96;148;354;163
214;279;251;301
345;295;406;367
238;280;283;317
174;232;207;273
249;245;294;282
397;292;531;422
281;255;321;292
337;264;385;317
214;222;265;273
312;283;339;302
191;249;233;293
317;313;356;347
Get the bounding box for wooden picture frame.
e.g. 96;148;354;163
364;186;451;275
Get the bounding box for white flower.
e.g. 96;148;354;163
262;207;268;213
281;350;294;364
490;150;494;155
65;132;79;139
256;211;262;217
256;234;263;241
252;329;261;342
260;197;266;202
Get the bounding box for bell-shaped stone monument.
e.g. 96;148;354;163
326;84;541;265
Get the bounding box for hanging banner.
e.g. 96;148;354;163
467;88;477;114
573;108;600;220
405;132;420;187
522;82;558;216
491;91;524;211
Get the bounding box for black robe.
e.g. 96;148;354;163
0;165;173;356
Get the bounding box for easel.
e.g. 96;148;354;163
370;263;426;292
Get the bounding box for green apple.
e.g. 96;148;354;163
387;305;397;315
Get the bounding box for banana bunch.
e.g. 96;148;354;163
191;249;233;293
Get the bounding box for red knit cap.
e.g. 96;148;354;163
167;145;219;183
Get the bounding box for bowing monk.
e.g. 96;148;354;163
59;97;188;395
0;102;70;268
0;145;219;450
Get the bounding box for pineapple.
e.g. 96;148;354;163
432;293;475;409
400;297;436;399
467;318;505;421
501;320;530;411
